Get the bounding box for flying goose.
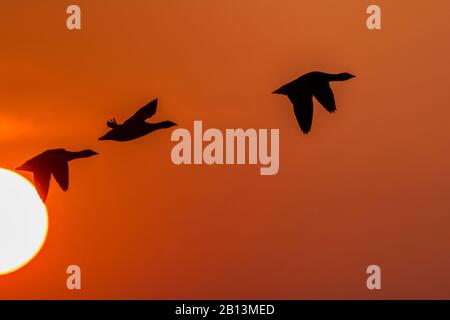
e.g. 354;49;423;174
16;149;98;202
273;71;355;133
99;99;177;142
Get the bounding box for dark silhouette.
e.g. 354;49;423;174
273;71;355;133
98;99;177;142
16;149;98;202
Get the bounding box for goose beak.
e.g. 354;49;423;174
98;136;106;141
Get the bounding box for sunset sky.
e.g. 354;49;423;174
1;0;450;299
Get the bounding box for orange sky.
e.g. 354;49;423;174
1;0;450;299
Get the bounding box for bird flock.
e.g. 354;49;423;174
15;71;354;203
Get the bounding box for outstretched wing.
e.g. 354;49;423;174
33;170;51;202
124;99;158;125
288;92;314;134
107;118;119;128
313;83;336;113
52;161;69;192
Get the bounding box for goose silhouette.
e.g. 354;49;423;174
99;99;177;142
16;149;98;202
273;71;355;133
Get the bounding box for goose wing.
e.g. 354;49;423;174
124;99;158;125
288;92;314;134
52;161;69;191
107;118;119;128
33;170;51;202
313;83;336;113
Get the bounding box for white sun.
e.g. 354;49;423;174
0;168;48;275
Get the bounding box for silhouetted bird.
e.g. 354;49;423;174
99;99;177;142
16;149;98;202
273;71;355;133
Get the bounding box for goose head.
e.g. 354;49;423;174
158;120;177;128
79;149;98;157
338;73;356;80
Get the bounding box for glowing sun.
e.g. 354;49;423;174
0;168;48;275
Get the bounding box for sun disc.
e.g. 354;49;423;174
0;168;48;275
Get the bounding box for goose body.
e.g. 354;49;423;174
99;99;177;142
16;148;98;202
273;71;355;133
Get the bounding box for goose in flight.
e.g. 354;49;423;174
16;149;98;202
273;71;355;134
99;99;177;142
